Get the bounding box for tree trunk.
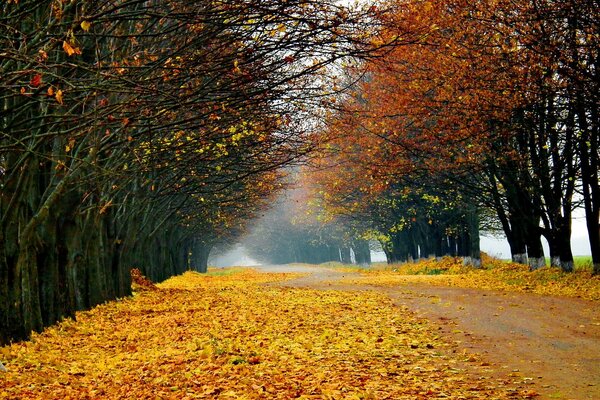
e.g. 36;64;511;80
526;231;546;270
448;235;458;257
352;239;371;266
407;228;419;262
461;207;481;267
339;246;352;264
507;218;528;265
192;241;213;273
546;220;574;272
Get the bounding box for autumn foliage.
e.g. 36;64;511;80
0;270;536;399
304;0;599;272
0;0;380;343
336;256;600;302
130;269;158;292
1;0;598;351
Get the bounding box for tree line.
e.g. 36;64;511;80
303;0;598;272
0;0;377;344
242;187;372;266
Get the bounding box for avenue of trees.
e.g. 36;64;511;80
1;0;597;344
302;0;598;273
0;0;379;344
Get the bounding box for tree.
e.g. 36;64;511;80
0;0;381;343
308;0;597;272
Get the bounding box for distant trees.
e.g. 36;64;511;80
0;0;378;343
306;149;482;265
244;186;372;266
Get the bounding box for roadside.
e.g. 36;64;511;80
0;268;537;399
257;264;600;400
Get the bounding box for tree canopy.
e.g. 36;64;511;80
1;0;598;344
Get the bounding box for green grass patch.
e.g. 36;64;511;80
421;268;445;275
319;261;373;272
574;256;593;271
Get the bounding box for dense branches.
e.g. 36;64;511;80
305;0;598;271
0;0;378;343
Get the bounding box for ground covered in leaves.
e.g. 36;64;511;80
0;269;538;399
331;255;600;301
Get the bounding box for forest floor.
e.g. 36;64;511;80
0;263;598;399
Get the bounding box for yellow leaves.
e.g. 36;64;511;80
65;137;75;152
80;21;91;32
55;89;63;104
54;159;66;171
337;256;600;301
0;269;532;399
233;58;242;74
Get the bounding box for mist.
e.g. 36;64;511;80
208;244;260;267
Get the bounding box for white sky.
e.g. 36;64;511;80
481;210;591;259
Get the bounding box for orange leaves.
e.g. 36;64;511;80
62;41;81;57
20;73;65;105
306;0;531;224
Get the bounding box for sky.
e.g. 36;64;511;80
480;209;591;259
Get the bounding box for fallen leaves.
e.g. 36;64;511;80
131;268;158;291
0;269;533;399
335;256;600;301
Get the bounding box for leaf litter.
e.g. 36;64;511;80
333;255;600;301
1;269;533;399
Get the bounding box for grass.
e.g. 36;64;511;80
573;255;593;271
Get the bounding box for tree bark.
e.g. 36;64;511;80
352;239;371;265
192;241;213;273
339;246;352;264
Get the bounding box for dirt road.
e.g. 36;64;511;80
256;264;600;400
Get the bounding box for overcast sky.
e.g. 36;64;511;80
480;209;591;259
